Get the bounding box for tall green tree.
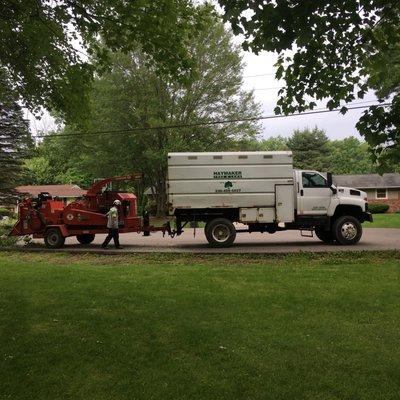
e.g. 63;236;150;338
35;14;261;215
230;135;288;151
0;0;209;121
0;70;33;201
258;136;288;151
327;137;377;175
24;132;94;188
218;0;400;168
357;25;400;170
287;128;331;171
23;157;53;185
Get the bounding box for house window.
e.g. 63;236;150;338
376;188;387;199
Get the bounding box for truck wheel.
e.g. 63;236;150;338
332;215;362;245
76;234;95;245
44;228;65;248
205;218;236;247
314;227;334;244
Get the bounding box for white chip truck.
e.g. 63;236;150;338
167;151;372;247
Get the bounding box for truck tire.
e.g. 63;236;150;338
332;215;362;245
205;218;236;247
76;234;95;245
44;228;65;248
314;227;334;244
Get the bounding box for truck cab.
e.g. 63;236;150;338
295;170;368;217
292;169;372;245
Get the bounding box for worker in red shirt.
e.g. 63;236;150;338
101;200;123;249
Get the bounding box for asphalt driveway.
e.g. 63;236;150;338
24;227;400;253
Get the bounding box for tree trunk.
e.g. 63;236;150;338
155;178;167;217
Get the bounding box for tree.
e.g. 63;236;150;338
230;135;288;151
24;157;53;185
239;132;379;173
287;128;331;171
218;0;400;168
258;136;288;151
327;137;377;175
357;26;400;170
0;70;33;201
25;133;94;187
36;14;261;215
0;0;209;121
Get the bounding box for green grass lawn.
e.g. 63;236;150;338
0;251;399;400
366;213;400;228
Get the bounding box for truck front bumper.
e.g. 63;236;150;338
364;212;373;222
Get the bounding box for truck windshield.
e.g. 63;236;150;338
302;172;327;188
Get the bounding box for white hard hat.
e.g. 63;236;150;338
113;200;121;206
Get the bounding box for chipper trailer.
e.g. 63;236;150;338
10;151;373;248
10;174;171;248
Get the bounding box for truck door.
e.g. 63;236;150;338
297;171;332;215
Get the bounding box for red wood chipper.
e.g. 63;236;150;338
10;174;171;248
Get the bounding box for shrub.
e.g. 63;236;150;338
0;220;19;247
0;207;16;219
369;203;390;214
0;235;19;247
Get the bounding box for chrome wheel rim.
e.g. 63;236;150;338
341;222;357;240
211;224;230;243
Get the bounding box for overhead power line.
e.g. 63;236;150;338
253;86;282;91
243;73;276;78
31;102;390;141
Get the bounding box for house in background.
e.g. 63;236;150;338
14;184;86;206
334;173;400;212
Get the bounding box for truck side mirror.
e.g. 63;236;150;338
326;172;337;194
327;172;333;187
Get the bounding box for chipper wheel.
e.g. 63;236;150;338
205;218;236;247
44;228;65;249
76;234;95;245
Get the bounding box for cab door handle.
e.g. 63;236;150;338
300;189;304;196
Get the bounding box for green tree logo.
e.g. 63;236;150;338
224;181;233;189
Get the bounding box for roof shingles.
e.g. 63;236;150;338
333;173;400;189
15;184;86;198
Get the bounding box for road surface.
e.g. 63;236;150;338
24;227;400;253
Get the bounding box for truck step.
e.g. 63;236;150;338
300;229;314;238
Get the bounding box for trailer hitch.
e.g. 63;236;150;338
163;221;176;238
166;230;176;239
